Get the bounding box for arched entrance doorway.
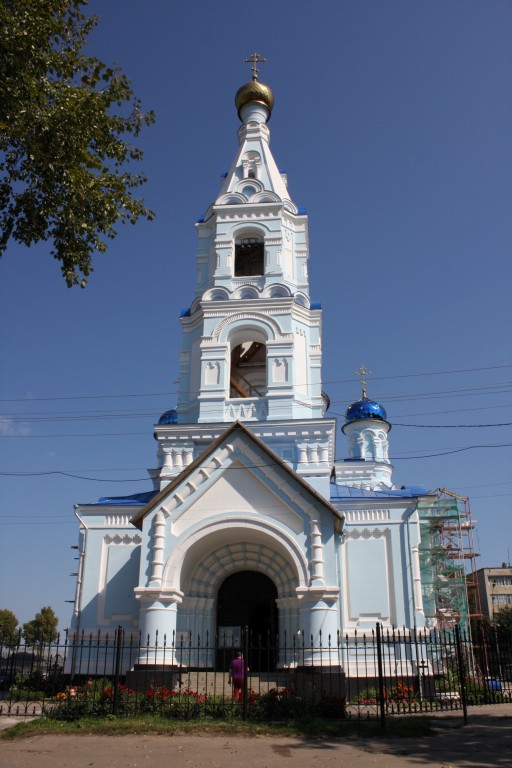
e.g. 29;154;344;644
217;571;277;671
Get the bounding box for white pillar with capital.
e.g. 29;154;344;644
297;586;340;665
135;588;184;665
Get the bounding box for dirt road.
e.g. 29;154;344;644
0;706;511;768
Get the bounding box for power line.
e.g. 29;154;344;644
328;405;512;421
1;363;511;403
4;382;511;421
451;481;512;490
388;404;512;417
0;490;511;526
4;410;512;429
392;421;512;428
0;471;150;482
327;384;512;408
0;412;160;423
1;442;511;484
391;442;512;459
0;391;174;404
0;431;150;438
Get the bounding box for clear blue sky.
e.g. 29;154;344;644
1;0;511;631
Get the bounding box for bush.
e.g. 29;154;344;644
49;681;241;721
248;688;310;721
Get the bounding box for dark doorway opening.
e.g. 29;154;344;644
217;571;277;671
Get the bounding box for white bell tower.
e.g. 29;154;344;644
154;58;335;496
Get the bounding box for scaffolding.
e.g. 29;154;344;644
418;489;480;634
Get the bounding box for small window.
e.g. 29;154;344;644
235;237;264;276
248;169;256;179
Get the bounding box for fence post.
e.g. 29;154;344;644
376;622;386;728
455;625;468;725
112;625;124;716
242;625;249;722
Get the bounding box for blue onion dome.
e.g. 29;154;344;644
345;397;387;424
158;408;178;425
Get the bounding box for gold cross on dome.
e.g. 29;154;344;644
244;52;267;81
354;364;372;399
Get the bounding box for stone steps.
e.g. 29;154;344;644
178;671;293;695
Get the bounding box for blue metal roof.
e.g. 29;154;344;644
95;490;159;506
158;409;178;425
329;483;430;501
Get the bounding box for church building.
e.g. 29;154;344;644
70;62;469;669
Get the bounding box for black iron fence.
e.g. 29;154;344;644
1;623;511;723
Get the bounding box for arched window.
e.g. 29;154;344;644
230;340;266;398
235;236;264;276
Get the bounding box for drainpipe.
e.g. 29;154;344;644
335;529;344;630
70;507;88;677
404;504;419;627
334;522;344;667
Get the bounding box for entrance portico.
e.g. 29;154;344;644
133;422;342;667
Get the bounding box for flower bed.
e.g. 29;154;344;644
47;680;345;722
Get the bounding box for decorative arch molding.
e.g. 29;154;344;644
232;285;259;300
189;543;295;599
231;221;272;237
234;178;264;195
251;192;281;204
283;199;298;214
217;193;246;205
294;292;309;308
203;287;230;302
162;517;310;597
262;283;292;299
213;312;282;342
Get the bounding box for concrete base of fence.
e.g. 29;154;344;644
126;664;188;692
294;666;346;703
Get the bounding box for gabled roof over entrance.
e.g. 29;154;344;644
131;420;343;529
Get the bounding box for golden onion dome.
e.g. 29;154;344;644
235;80;274;120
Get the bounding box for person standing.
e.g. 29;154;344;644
228;651;246;701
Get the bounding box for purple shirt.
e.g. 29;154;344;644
230;657;245;681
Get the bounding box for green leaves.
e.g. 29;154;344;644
0;608;20;648
22;606;59;646
0;0;155;287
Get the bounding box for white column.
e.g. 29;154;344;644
135;588;183;665
297;586;340;665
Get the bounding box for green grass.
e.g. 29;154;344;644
1;714;436;741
